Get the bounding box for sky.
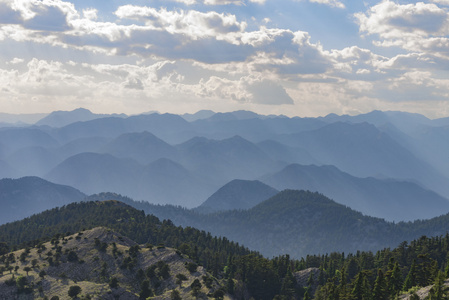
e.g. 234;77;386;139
1;0;449;118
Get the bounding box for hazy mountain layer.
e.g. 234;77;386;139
261;164;449;222
274;122;449;198
35;107;127;128
0;177;86;224
195;179;279;213
1;109;449;221
45;153;213;207
101;131;178;164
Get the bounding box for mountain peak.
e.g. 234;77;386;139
196;179;279;213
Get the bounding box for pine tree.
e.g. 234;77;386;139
445;254;449;279
352;271;371;300
403;259;416;291
318;267;326;286
304;289;310;300
429;271;446;300
372;269;387;300
280;266;296;298
351;271;364;299
307;270;314;287
389;262;402;297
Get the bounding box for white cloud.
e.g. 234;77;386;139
83;8;97;21
295;0;345;9
310;0;345;9
8;57;24;64
328;46;389;76
1;0;449;118
115;5;246;40
355;0;449;56
173;0;197;5
193;75;293;104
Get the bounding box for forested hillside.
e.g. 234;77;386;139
2;200;449;299
85;191;449;260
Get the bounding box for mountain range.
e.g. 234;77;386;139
1;108;449;299
1;108;449;221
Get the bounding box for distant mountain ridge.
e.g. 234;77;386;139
35;107;127;128
274;121;449;198
0;176;86;224
100;131;178;164
45;153;212;207
261;163;449;222
195;179;279;213
1;108;449;222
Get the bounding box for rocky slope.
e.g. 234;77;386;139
0;227;228;299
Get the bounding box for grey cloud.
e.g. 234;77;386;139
247;79;294;105
204;14;242;33
387;10;446;33
0;2;23;24
24;5;72;31
124;77;144;90
387;53;449;70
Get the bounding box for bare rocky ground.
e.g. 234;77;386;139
0;227;229;299
398;279;449;300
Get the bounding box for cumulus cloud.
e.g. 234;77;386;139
355;0;449;56
2;0;449;118
328;46;389;78
2;0;78;31
83;8;98;21
7;57;25;64
115;5;246;40
195;75;293;104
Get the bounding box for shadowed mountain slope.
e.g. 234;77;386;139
261;164;449;222
88;191;449;259
177;135;281;184
101;131;178;164
275;122;449;198
195;179;279;214
45;153;212;207
0;176;86;224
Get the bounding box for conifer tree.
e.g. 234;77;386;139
389;261;402;298
318;267;326;286
372;269;387;300
444;254;449;279
351;271;371;300
304;289;310;300
280;265;296;298
429;271;446;300
403;259;416;291
351;271;364;299
307;270;314;287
